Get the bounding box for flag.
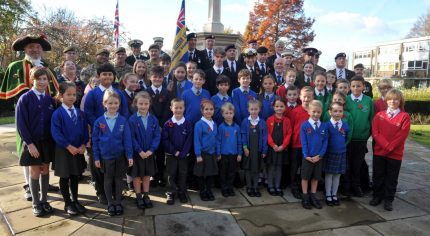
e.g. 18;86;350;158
114;0;119;48
171;0;188;70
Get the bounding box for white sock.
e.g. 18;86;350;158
23;166;30;185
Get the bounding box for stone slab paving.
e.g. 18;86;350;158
1;124;430;235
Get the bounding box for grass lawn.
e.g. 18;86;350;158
409;125;430;148
0;116;14;125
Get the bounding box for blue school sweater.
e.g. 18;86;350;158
128;113;161;155
16;90;55;144
51;106;88;148
161;118;194;159
92;114;133;161
194;119;218;156
260;93;275;120
176;80;193;98
240;117;268;154
232;88;257;124
120;90;136;118
182;88;211;124
84;86;129;127
327;121;349;154
217;122;242;156
211;93;232;125
300;120;328;158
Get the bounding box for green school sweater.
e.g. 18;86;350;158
346;94;374;141
323;110;353;144
315;91;332;121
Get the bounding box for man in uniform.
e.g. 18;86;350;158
147;44;162;73
53;45;82;77
302;47;326;73
125;39;148;66
313;50;326;72
238;39;258;65
80;48;110;84
113;47;133;81
242;48;263;93
255;46;272;76
202;35;216;67
153;37;168;57
187;33;209;70
268;40;285;66
0;34;60;200
328;52;355;81
223;44;244;92
281;50;295;69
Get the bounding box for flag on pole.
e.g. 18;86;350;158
114;0;119;48
170;0;188;70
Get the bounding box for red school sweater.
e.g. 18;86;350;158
374;98;386;114
290;106;310;148
372;111;410;160
266;115;292;149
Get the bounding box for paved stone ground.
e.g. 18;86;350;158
1;123;430;235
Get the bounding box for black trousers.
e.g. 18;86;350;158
290;148;303;190
154;147;165;182
165;154;188;194
372;156;402;201
219;154;238;190
346;141;367;190
87;147;105;196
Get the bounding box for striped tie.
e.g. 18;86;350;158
69;108;77;125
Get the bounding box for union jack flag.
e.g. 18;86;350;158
114;0;119;48
171;0;188;70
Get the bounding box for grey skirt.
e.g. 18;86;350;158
193;153;218;177
54;147;86;178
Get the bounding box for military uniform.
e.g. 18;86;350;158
126;39;148;66
114;63;133;81
80;63;102;84
54;64;82;78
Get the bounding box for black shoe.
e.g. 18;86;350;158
228;188;235;197
136;194;145;209
207;190;215;201
353;187;364;197
115;204;124;215
73;201;87;214
332;197;340;206
166;193;175;205
143;195;153;208
369;197;383;206
325;197;334;207
276;188;283;196
221;189;229;197
48;184;59;192
178;193;188;203
268;187;276;196
33;204;44;217
158;180;166;187
310;194;322;209
254;189;261;197
302;194;312;209
292;188;302;199
200;190;209;201
65;204;78;216
247;188;255;197
384;201;393;211
107;204;116;216
42;202;54;214
98;194;108;205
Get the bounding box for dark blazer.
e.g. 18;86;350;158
223;60;245;93
125;54;149;66
254;61;273;77
267;54;281;68
146;87;172;127
189;49;210;71
246;66;264;93
204;67;232;96
295;71;313;89
202;49;215;68
328;68;355;81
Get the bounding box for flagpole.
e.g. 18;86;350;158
114;0;119;48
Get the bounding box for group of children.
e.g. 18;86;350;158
16;60;410;217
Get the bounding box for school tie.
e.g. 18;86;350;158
222;97;227;102
38;94;44;101
231;61;235;73
208;50;213;62
314;121;319;130
177;83;183;95
354;99;359;102
261;64;266;74
130;92;134;100
305;76;310;83
338;70;343;80
265;95;270;100
389;112;394;118
217;69;221;74
189;51;194;61
155;89;160;96
243;90;248;95
318;92;322;97
196;90;201;96
69;108;78;125
335;122;339;130
277;75;282;84
290;105;294;109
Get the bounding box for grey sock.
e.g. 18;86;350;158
30;178;41;205
40;174;49;203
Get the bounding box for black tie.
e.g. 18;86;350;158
354;99;359;102
231;61;235;73
156;89;160;95
38;94;44;101
389;112;394;118
189;52;194;61
314;122;319;130
222;97;227;102
196;90;201;96
335;122;339;130
261;64;266;74
243;90;248;95
130;92;134;100
208;50;212;61
290;105;294;109
265;95;270;100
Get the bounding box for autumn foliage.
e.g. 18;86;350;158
243;0;315;54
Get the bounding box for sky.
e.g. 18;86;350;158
30;0;429;69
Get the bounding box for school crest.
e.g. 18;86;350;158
307;128;312;134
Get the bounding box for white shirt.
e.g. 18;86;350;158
248;116;260;126
226;59;236;71
25;55;43;67
246;65;255;71
386;108;400;118
62;103;76;118
151;85;162;94
201;117;214;130
125;89;133;97
31;88;45;99
99;84;113;92
336;67;346;80
308;118;320;130
350;93;363;102
172;116;185;125
330;118;342;130
257;61;266;70
288;102;297;108
213;65;224;74
315;88;325;96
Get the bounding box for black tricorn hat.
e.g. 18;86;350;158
12;35;51;51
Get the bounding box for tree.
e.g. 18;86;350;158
406;10;430;38
243;0;315;53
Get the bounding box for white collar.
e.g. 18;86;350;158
25;55;43;66
288;102;297;107
336;67;345;72
31;88;45;97
386;108;400;118
62;103;75;112
315;88;325;96
275;72;283;77
239;87;250;93
227;59;235;64
201;117;214;130
213;65;224;71
351;93;363;101
151;85;162;93
172;116;185;125
308;118;320;129
246;65;254;70
330;118;342;128
125;89;133;96
248;116;260;126
99;84;112;92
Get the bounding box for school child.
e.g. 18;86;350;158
168;62;192;98
374;78;393;114
296;61;314;89
84;63;129;204
146;65;172;187
323;91;354;144
217;103;242;197
241;100;268;197
211;75;232;125
16;66;56;217
51;82;88;216
284;85;300;119
162;98;193;204
120;73;139;117
313;71;332;120
159;54;172;87
204;48;231;96
266;98;292;196
289;86;313;199
182;69;211;124
133;60;150;91
80;76;99;112
276;68;296;99
92;89;133;216
128;91;161;210
232;69;258;124
345;76;374;197
300;100;328;209
335;79;350;95
326;71;336;94
325;102;350;207
194;100;219;201
186;61;197;82
259;75;276;121
371;89;410;211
